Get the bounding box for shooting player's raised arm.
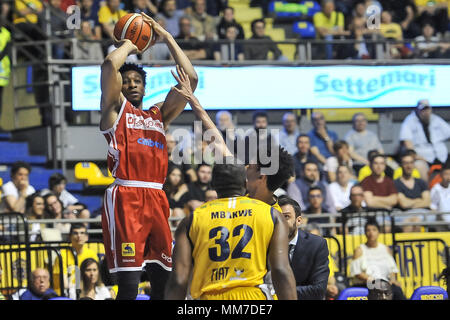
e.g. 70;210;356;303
100;39;137;131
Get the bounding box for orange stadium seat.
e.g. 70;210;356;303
74;162;114;186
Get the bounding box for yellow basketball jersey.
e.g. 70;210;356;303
188;196;275;300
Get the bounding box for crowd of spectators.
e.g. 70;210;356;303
158;98;449;240
0;99;449;300
3;0;449;62
0;162;91;241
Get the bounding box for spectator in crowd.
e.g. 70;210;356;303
277;112;300;156
414;22;450;59
324;140;355;183
166;132;197;183
188;0;218;41
329;165;355;212
79;258;113;300
43;193;71;237
141;16;173;60
175;16;208;60
399;99;450;182
395;150;431;211
25;193;46;242
308;111;338;162
73;0;104;60
395;150;430;232
80;0;102;40
75;23;104;61
361;153;398;210
380;0;421;39
350;219;406;300
204;0;228;16
336;16;375;60
163;166;188;229
182;163;212;212
279;195;330;300
313;0;350;59
213;25;244;61
292;134;321;180
244;111;278;165
0;161;35;214
125;0;158;16
344;112;384;174
244;18;283;61
0;19;10;131
379;10;413;59
214;110;242;156
358;149;396;182
46;0;69;59
338;184;372;235
216;6;244;40
98;0;128;41
156;0;185;37
430;162;450;227
13;0;44;40
367;279;394;300
19;268;58;300
415;0;449;37
53;223;99;299
303;187;335;236
41;173;90;219
288;161;336;213
13;0;48;124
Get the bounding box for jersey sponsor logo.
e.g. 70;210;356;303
230;268;247;281
161;253;172;263
137;137;164;150
126;113;165;134
122;243;135;257
211;209;253;219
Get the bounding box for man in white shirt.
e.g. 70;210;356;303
328;165;355;211
0;161;35;213
430;164;450;226
399;99;450;181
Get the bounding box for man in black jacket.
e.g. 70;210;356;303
279;195;330;300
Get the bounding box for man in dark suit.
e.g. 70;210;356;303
279;195;330;300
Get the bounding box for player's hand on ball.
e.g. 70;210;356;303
171;65;193;101
141;13;169;41
114;38;140;54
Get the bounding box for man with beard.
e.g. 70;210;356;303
399;99;450;181
279;195;330;300
99;14;197;300
156;0;185;37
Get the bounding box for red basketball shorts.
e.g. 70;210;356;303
101;181;173;273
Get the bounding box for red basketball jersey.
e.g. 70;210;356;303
101;99;168;184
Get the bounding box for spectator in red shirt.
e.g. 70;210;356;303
361;152;399;210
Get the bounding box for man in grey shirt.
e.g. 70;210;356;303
344;112;383;172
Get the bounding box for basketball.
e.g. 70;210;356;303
113;13;156;52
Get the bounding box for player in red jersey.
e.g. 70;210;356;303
100;13;198;300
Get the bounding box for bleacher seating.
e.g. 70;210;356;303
410;286;448;300
292;21;316;39
74;162;114;186
337;287;369;300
